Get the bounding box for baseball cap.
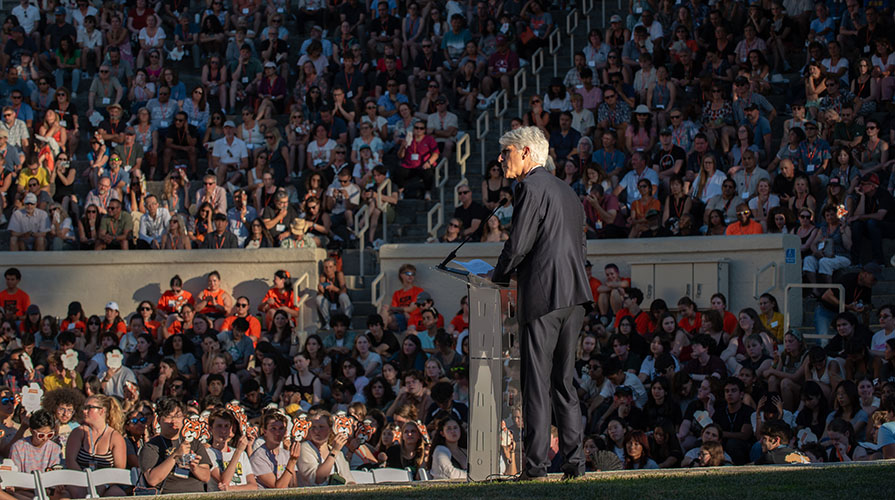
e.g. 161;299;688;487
213;213;227;222
23;192;37;204
223;120;236;128
26;304;40;316
828;177;841;186
436;96;447;104
55;7;66;15
862;262;883;277
585;260;593;267
311;25;324;32
861;173;880;185
634;104;650;114
744;102;759;111
264;61;276;68
610;14;622;23
105;301;119;311
107;103;123;111
0;129;8;138
659;126;673;136
416;291;432;304
614;386;634;396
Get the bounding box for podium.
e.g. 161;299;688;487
436;266;521;481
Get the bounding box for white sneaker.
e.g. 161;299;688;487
0;214;6;226
424;191;432;201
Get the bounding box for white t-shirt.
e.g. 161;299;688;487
821;57;850;84
212;137;249;166
12;4;40;33
871;328;895;353
599;372;648;408
325;181;361;215
77;27;104;49
138;27;167;48
307;139;337;167
207;446;254;490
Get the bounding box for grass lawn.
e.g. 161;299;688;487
147;461;895;500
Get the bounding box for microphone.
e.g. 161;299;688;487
437;197;508;270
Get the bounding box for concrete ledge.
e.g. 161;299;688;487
4;248;326;319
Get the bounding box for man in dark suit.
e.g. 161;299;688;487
491;126;593;480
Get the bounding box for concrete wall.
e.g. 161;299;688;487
4;248;326;321
378;234;803;323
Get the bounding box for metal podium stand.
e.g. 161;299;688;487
435;266;521;481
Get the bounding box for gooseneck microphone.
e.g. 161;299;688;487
437;197;508;270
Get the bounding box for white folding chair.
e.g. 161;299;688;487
371;467;414;483
351;470;375;484
36;469;89;500
86;468;137;498
0;470;41;500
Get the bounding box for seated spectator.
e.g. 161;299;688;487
725;204;763;235
426;96;459;164
250;411;301;488
755;419;810;464
212;120;249;188
298;411;355;485
317;258;353;328
803;204;853;299
140;398;212;493
849;173;895;266
202;213;240;249
8;192;49;251
10;409;62;474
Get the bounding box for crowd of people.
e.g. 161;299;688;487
0;0;894;494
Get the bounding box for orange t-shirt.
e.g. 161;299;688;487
60;319;86;333
450;314;468;333
391;286;424;310
679;312;703;334
631;197;661;220
219;315;262;342
722;311;738;334
261;287;297;311
144;320;163;341
198;288;227;315
0;289;30;318
102;319;127;338
409;310;445;331
614;308;652;336
157;290;194;315
725;220;763;235
588;276;601;303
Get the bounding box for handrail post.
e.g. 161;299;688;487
566;10;579;66
456;133;470;179
548;29;561;77
531;49;544;95
513;67;527;116
427;203;443;240
493;89;508;137
582;0;594;32
427;158;449;238
783;283;845;343
376;178;392;244
293;272;310;333
475;111;490;176
351;204;370;274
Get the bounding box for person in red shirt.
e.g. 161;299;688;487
165;303;196;336
407;292;445;332
220;296;262;343
156;275;194;318
710;293;738;334
101;301;128;338
725;204;763;235
59;301;86;334
395;121;439;200
677;296;703;334
136;300;166;341
195;270;234;327
259;269;300;328
0;268;30;321
389;263;424;332
447;295;469;336
585;261;601;308
597;263;631;322
613;287;652;335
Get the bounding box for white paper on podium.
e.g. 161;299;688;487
450;259;494;275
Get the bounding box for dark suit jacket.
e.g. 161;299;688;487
492;167;593;324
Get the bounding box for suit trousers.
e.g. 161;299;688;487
520;304;586;477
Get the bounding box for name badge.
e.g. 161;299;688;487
806;164;815;173
242;77;249;84
576;84;584;89
102;97;111;105
770;321;778;327
160;121;169;128
346;90;354;99
411;153;420;161
655;104;665;109
864;45;871;53
247;143;255;150
499;67;507;73
276;224;285;232
277;7;284;13
635;6;643;13
741;191;749;199
242;7;249;14
190;119;199;126
60;119;67;127
588;60;596;67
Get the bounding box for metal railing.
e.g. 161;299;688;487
292;272;311;332
513;67;528;116
426;157;449;239
566;9;579;66
351;203;371;275
475;111;490;175
371;271;386;309
493;89;508;137
531;48;545;95
753;262;778;299
548;28;562;77
375;178;392;244
581;0;594;31
456;132;470;178
782;283;845;343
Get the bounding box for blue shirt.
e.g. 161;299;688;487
619;168;659;202
377;93;409;126
810;17;836;43
798;138;831;173
591;149;627;174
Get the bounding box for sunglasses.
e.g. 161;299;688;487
403;271;416;276
0;397;14;405
448;222;460;228
129;416;148;424
236;303;249;308
737;211;750;216
139;307;151;311
414;126;426;130
33;431;54;439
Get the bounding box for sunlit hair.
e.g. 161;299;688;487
499;126;548;167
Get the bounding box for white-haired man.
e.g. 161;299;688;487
491;126;593;480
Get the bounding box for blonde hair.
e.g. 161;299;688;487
91;394;125;434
